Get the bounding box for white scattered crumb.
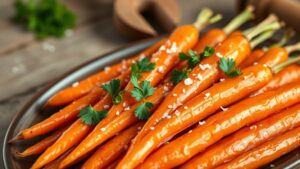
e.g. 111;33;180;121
159;45;166;51
173;93;178;97
263;64;268;67
205;93;211;98
197;74;203;81
253;62;258;65
139;53;146;60
158;66;165;73
100;128;106;131
168;105;173;109
182;88;186;94
184;78;193;86
175;110;180;116
166;42;177;54
123;102;127;107
116;111;120;116
199;64;211;70
219;78;225;82
42;42;56;52
184;106;188;110
250;125;257;130
104;66;111;72
150;126;155;130
188;130;192;133
164;86;169;92
103;105;110;109
216;52;223;58
124;106;130;111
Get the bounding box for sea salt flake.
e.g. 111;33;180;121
164;86;169;92
188;130;193;133
197;74;203;81
199;121;206;126
184;78;193;86
100;128;106;131
220;106;228;111
116;111;120;115
182;89;186;93
220;78;225;82
184;106;188;110
72;82;79;87
205;93;211;98
158;66;165;73
103;105;110;109
150;126;155;130
168;105;173;109
173;93;178;97
216;52;223;58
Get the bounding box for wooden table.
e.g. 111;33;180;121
0;0;236;167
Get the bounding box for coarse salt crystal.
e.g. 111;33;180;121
188;130;193;133
116;111;120;115
100;128;106;131
253;62;258;65
104;66;111;72
220;78;225;82
125;106;130;111
175;110;180;116
173;93;178;97
220;106;228;111
168;105;173;109
150;126;155;130
205;93;211;98
250;125;257;130
197;74;203;81
103;105;110;109
216;52;223;58
159;45;166;51
158;66;165;73
139;53;146;59
182;89;186;93
72;82;79;87
184;106;188;110
199;64;211;70
164;86;169;92
184;78;193;85
166;115;171;119
199;121;206;125
263;64;268;67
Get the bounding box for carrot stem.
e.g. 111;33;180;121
250;30;275;48
245;14;278;40
285;42;300;54
193;8;222;30
272;56;300;73
270;28;295;48
223;6;254;34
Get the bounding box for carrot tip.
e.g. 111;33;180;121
8;135;22;144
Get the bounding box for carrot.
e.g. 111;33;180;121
82;122;144;169
105;154;125;169
117;64;273;169
256;47;288;67
217;126;300;169
16;87;103;140
182;103;300;169
16;127;66;157
239;49;265;68
59;82;172;168
45;39;166;107
130;18;280;151
43;148;73;169
140;81;300;169
254;64;300;95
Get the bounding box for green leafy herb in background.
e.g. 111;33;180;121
78;106;107;126
13;0;76;39
131;58;155;78
219;57;242;78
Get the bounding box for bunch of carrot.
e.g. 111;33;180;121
11;6;300;169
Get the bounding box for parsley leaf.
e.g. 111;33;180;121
219;57;243;78
171;68;191;84
78;106;107;126
200;46;215;58
179;47;214;69
13;0;76;39
130;76;154;101
131;58;155;78
134;102;154;120
101;79;124;105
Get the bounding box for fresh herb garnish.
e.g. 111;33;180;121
13;0;76;39
78;106;107;126
219;57;242;78
179;46;214;68
130;76;154;101
101;79;124;105
134;102;154;120
170;68;191;84
130;76;155;120
131;58;155;78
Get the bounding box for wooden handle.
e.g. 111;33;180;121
238;0;300;34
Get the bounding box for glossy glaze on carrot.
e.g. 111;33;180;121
141;82;300;168
217;126;300;169
182;103;300;169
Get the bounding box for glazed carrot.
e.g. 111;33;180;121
256;47;288;67
43;148;73;169
82;122;144;169
45;39;166;107
16;127;66;157
105;154;124;169
239;49;265;68
182;103;300;169
16;87;103;140
118;64;273;169
217;126;300;169
59;82;172;168
141;82;300;168
254;64;300;95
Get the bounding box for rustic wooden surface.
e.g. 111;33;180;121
0;0;236;167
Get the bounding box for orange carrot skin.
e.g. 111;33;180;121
17;128;65;157
59;82;172;168
193;28;227;52
134;34;251;145
217;126;300;169
43;148;73;169
182;103;300;169
141;82;300;169
240;49;265;68
18;88;103;140
255;64;300;95
45;39;166;107
82;122;144;169
117;64;271;169
257;47;288;68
